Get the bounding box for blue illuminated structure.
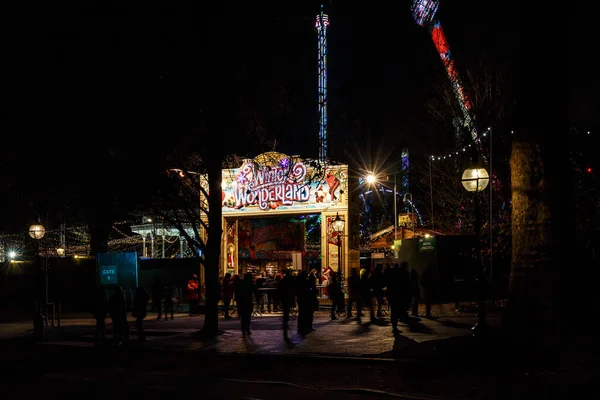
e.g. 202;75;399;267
316;5;329;162
412;0;439;26
401;148;410;212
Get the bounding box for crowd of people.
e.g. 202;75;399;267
221;261;436;340
91;261;435;346
93;284;150;347
92;275;186;347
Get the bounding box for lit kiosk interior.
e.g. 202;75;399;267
208;152;358;279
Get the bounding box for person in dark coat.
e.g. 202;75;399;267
327;271;342;320
222;273;235;319
254;271;267;312
278;269;296;341
109;285;129;346
295;270;312;335
151;276;163;320
162;285;174;321
346;268;362;322
360;267;375;321
93;287;108;344
384;263;402;334
307;270;319;331
398;262;411;321
421;263;437;318
133;286;150;341
263;274;277;313
236;272;256;337
409;269;421;316
370;263;386;318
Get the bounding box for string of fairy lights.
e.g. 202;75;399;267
0;222;183;260
429;127;491;162
429;126;596;163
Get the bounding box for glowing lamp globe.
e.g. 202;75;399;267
333;213;345;234
461;168;489;192
28;224;46;240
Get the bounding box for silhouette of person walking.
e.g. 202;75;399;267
385;263;402;334
187;274;199;316
409;269;421;316
360;267;375;321
421;263;437;318
278;269;296;341
93;287;108;345
371;263;385;318
222;273;235;319
347;268;362;322
327;271;342;320
133;286;150;341
151;276;163;319
162;285;174;320
236;272;256;337
109;285;129;346
296;270;312;335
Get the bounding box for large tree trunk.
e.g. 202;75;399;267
199;10;225;337
506;140;561;338
503;4;578;342
201;159;223;336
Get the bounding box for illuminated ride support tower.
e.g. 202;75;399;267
411;0;478;141
401;148;410;211
316;5;329;163
400;148;423;227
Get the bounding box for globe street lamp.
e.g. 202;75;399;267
29;223;46;341
29;224;46;240
461;167;490;336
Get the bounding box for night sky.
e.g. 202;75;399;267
0;1;593;232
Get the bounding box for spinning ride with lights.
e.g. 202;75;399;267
411;0;478;141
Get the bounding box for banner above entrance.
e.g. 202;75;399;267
220;152;348;214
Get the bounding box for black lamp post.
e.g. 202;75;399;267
332;212;345;288
461;167;491;336
29;223;46;341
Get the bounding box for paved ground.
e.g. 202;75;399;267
1;332;597;399
2;305;600;399
1;305;498;358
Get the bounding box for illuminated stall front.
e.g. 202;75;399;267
214;152;351;279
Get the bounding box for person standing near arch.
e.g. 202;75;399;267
187;274;199;316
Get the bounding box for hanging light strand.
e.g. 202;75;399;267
430;127;491;162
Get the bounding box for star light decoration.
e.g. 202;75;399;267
237;172;249;186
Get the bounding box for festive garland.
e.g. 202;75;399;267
429;128;491;162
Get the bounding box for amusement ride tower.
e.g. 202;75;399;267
316;4;329;162
411;0;478;141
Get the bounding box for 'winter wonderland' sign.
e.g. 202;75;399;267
219;152;347;214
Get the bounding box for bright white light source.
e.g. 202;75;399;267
8;251;17;259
